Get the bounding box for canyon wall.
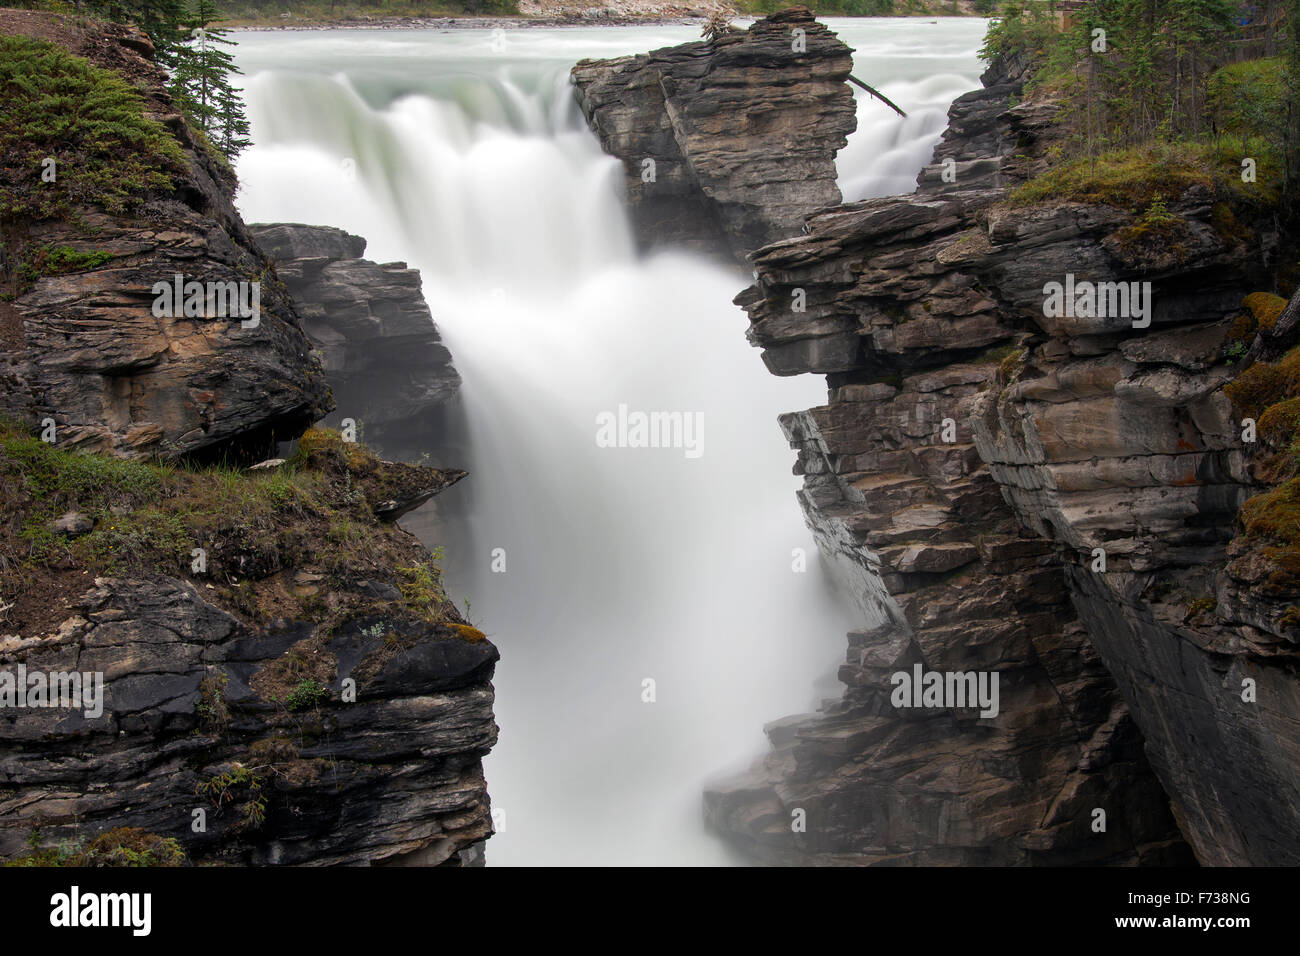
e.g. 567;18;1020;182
577;13;1299;864
0;12;497;866
0;17;330;463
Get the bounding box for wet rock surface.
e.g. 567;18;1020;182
250;224;462;463
571;8;857;261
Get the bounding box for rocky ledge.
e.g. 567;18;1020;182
710;55;1297;864
571;7;856;261
250;224;461;464
0;14;330;463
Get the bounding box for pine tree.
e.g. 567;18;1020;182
169;0;251;162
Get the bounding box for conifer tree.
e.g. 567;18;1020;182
169;0;251;162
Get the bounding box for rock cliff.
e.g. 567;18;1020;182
577;16;1299;865
249;224;461;464
718;48;1300;864
571;7;856;261
0;12;497;867
0;14;331;463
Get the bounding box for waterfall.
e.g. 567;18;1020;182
231;19;984;865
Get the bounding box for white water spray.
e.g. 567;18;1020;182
232;19;984;865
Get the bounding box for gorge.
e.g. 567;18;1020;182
1;4;1297;870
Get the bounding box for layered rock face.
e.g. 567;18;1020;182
0;574;497;866
711;56;1297;864
0;12;497;867
571;7;856;260
0;18;330;463
574;14;1299;863
249;224;461;463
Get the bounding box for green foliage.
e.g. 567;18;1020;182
397;559;451;624
169;0;251;161
1009;141;1212;207
981;0;1295;188
86;0;191;66
0;34;184;220
18;246;116;283
980;0;1063;64
283;678;327;711
197;764;267;827
197;670;231;732
6;827;187;867
1008;139;1281;212
1208;58;1288;154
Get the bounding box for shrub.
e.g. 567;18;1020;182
0;34;183;221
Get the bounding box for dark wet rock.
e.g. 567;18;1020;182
250;223;461;464
571;8;857;261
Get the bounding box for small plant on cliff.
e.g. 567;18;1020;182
283;678;328;712
702;11;736;44
397;560;451;624
198;764;267;828
197;669;231;733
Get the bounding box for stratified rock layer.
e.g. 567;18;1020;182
250;224;461;463
710;51;1298;865
0;12;498;868
0;17;330;462
0;575;497;866
571;7;857;260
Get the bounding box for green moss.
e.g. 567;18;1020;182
1257;396;1300;448
0;423;464;641
1227;310;1258;347
1223;346;1300;421
1241;478;1300;543
1007;139;1281;213
1243;292;1289;332
6;827;186;867
17;245;116;285
447;623;487;643
997;348;1027;381
0;34;184;221
1237;478;1300;593
1009;143;1213;210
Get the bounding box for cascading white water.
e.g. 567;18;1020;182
231;19;985;865
833;19;989;201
